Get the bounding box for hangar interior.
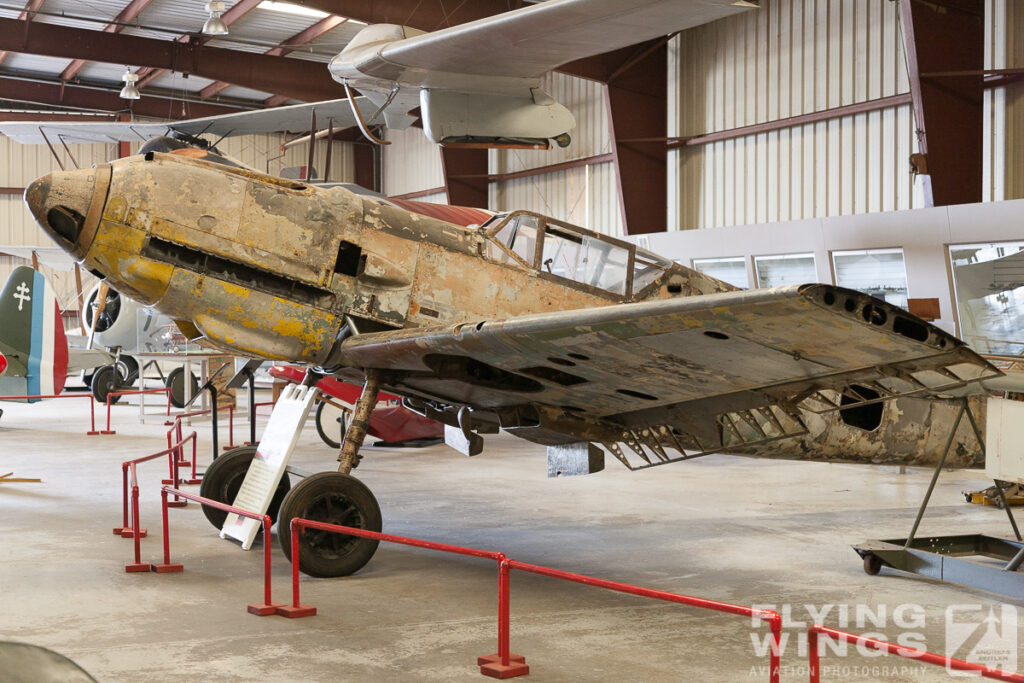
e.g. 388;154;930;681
0;1;1023;681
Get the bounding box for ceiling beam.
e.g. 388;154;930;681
0;76;246;118
136;0;263;90
204;15;348;102
60;0;155;83
0;17;340;103
0;0;45;67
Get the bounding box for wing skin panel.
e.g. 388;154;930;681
374;0;756;81
339;284;994;416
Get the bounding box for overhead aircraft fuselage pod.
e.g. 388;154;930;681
23;152;731;365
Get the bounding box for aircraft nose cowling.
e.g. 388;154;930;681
24;166;108;260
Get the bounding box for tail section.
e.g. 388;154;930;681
0;266;69;400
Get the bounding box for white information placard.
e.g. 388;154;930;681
220;383;318;549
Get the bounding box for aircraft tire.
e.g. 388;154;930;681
278;472;381;578
314;400;348;450
198;445;291;530
91;364;124;404
116;355;139;385
166;366;199;409
862;553;883;576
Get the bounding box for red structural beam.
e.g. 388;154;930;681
0;17;340;103
256;15;350;106
0;76;247;118
0;0;44;67
441;146;488;209
899;0;984;207
60;0;155;83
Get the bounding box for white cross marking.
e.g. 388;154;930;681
14;282;30;311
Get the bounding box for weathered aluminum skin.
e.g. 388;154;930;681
23;153;1002;468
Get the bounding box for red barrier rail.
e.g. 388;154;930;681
156;486;281;616
0;393;98;434
115;433;194;571
808;625;1024;682
163;404;236;484
286;519;782;681
102;387;172;434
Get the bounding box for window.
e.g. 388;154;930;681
693;257;748;289
832;248;908;309
755;253;817;288
949;240;1024;354
486;214;538;266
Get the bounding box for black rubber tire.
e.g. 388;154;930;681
91;364;123;404
166;366;199;409
198;445;291;530
314;400;348;450
278;472;382;578
863;553;883;576
116;355;139;385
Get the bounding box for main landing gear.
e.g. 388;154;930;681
277;370;384;577
200;370;386;577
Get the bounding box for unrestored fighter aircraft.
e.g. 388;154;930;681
23;153;1003;576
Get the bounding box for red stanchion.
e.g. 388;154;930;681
102;387;173;434
0;393;98;434
116;432;196;545
808;625;1024;683
284;520;781;681
155;486;281;615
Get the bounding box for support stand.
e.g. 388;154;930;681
226;359;263;447
853;398;1024;596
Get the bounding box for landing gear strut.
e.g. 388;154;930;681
277;370;384;577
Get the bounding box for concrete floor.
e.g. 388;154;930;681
1;396;1022;682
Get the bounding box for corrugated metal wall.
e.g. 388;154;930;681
382;126;445;197
489;73;622;237
670;0;1020;231
0;133;354;308
1003;0;1024;200
669;0;919;230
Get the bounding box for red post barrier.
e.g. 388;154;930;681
284;520;779;681
116;433;195;544
102;387;173;434
155;486;281;616
0;393;98;434
125;470;149;573
808;625;1024;683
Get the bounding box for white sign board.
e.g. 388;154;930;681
220;383;318;549
985;397;1024;485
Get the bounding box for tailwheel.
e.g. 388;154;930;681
278;472;381;578
198;445;291;530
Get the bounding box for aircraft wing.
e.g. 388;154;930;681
0;98;364;145
0;246;77;271
67;348;114;374
374;0;757;82
337;284;999;468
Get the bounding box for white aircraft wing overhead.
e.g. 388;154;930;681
0;246;77;271
376;0;757;81
0;98;365;145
